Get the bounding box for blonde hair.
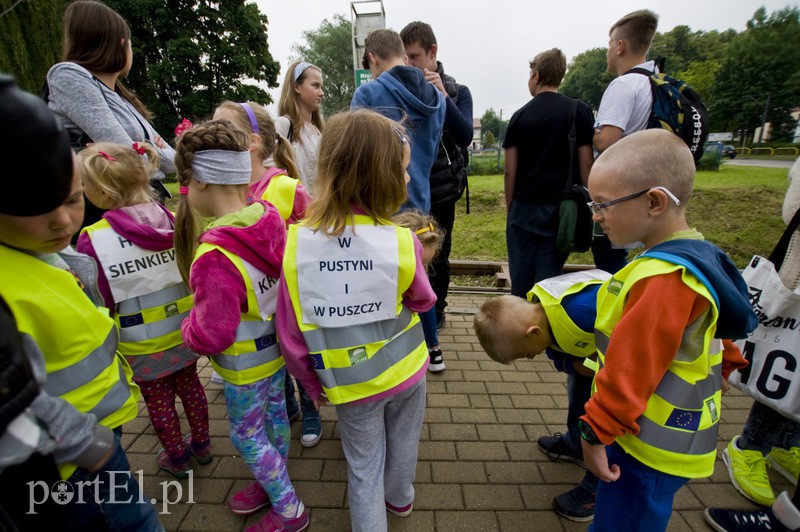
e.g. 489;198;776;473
77;142;159;208
173;119;250;284
594;129;695;206
474;295;536;364
305;109;409;236
391;210;444;264
215;101;300;179
278;60;324;145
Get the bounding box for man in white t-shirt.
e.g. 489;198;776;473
589;10;659;275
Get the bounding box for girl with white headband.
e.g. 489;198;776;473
276;61;324;193
174;120;309;532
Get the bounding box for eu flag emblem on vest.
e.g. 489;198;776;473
119;313;144;328
665;408;701;432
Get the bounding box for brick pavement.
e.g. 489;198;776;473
122;292;791;531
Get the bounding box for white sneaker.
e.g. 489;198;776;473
428;349;445;372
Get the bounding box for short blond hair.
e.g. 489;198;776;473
610;9;658;55
391;210;444;262
594;129;695;206
474;295;533;364
78;142;159;208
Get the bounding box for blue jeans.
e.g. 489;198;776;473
419;307;439;349
506;201;568;298
285;372;316;417
66;428;163;531
740;400;800;454
590;234;628;274
562;371;594;454
590;444;688;532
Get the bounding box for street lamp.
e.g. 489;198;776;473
745;93;771;146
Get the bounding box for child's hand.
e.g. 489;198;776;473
313;396;328;410
573;359;595;377
721;377;730;395
581;439;621;482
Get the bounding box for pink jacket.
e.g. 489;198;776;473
247;168;313;226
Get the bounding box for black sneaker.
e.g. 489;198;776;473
704;507;791;532
428;349;446;372
553;484;595;522
538;432;586;468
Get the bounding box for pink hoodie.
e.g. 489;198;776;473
181;200;286;356
247;168;313;226
274;215;436;404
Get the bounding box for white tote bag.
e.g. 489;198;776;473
728;208;800;423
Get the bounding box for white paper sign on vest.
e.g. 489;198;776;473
296;225;399;328
91;227;183;302
728;255;800;423
240;258;279;320
535;269;611;299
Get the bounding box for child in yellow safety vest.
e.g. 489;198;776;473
173;119;308;532
76;142;212;479
276;109;437;532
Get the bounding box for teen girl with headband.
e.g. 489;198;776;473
174;120;308;531
76;142;211;479
276;61;324;193
276;109;436;531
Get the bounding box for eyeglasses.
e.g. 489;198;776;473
587;186;681;215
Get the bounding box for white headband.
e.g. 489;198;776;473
192;150;251;185
292;61;317;82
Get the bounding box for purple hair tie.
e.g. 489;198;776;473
238;103;259;134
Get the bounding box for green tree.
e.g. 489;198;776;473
292;14;354;118
480;108;507;144
710;6;800;139
677;59;721;102
106;0;280;138
484;131;496;148
561;48;616;111
0;0;66;93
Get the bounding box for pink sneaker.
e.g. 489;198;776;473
245;504;309;532
385;500;413;517
228;481;271;515
183;433;213;465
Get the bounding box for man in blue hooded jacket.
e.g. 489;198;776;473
351;28;445;214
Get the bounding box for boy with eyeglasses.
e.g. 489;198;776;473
578;129;756;530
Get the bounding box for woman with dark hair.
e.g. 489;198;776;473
45;0;175;226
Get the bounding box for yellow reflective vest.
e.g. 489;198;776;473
193;244;284;385
260;172;299;222
0;244;140;479
82;219;193;356
594;257;723;478
528;269;610;358
282;216;428;404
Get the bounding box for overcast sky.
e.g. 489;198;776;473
255;0;795;120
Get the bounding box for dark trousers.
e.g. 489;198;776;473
590;234;628;275
429;198;457;317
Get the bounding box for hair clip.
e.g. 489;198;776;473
415;223;435;235
98;151;116;161
390;126;409;145
175;118;194;137
132;143;146;155
179;186;189;195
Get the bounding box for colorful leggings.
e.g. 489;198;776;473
224;368;299;518
138;363;210;464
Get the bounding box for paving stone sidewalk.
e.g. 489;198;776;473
123;292;789;531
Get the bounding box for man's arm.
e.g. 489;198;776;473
593;125;623;154
504;146;517;209
447;85;474;149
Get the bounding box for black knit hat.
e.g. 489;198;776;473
0;74;74;216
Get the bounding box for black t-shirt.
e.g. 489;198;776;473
503;92;594;204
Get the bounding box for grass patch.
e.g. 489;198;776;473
452;165;790;269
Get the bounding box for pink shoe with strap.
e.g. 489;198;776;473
228;481;271;515
245;503;309;532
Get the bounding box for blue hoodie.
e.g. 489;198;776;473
351;65;445;213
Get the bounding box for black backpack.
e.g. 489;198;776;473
627;61;709;165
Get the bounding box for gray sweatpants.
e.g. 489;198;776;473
336;377;427;532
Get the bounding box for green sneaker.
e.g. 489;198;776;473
723;436;775;506
767;446;800;486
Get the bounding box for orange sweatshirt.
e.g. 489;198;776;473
582;270;748;445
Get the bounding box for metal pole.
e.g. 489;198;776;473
757;93;771;146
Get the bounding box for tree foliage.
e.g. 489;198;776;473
480;109;508;144
292;13;354;118
105;0;280;139
0;0;66;93
561;48;615;111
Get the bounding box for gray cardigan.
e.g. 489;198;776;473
46;62;176;179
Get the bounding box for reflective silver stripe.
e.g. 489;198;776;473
44;325;118;397
314;321;424;389
118;311;189;342
654;364;722;410
88;363;133;422
595;331;609;355
236;320;276;342
116;284;190;314
302;307;413;353
214;344;281;372
636;415;719;455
